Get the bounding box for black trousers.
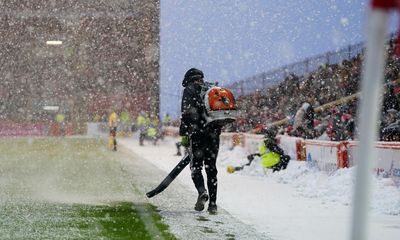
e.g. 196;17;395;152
272;154;290;172
189;132;220;204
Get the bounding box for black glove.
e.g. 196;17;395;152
281;155;290;170
272;166;280;172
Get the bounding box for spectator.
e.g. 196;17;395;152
380;109;400;141
292;102;315;139
382;83;400;114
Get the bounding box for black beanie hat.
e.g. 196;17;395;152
182;68;204;87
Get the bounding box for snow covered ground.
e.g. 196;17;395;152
119;135;400;240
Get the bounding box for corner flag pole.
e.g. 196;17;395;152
350;1;395;239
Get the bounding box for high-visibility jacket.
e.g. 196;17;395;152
108;112;118;128
163;115;172;125
55;114;65;123
147;127;157;137
137;114;150;127
120;111;130;124
259;141;281;168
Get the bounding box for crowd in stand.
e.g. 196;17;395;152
233;39;400;142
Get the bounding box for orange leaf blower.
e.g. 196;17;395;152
202;84;238;126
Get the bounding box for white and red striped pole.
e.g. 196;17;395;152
351;1;398;240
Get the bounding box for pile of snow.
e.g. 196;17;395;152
217;145;400;215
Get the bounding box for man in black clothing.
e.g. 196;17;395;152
179;68;221;214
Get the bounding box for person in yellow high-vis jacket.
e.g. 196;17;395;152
227;128;290;173
55;112;65;136
108;110;119;151
137;112;151;146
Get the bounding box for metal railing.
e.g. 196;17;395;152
227;39;381;96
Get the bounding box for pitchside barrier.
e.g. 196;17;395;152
347;141;400;185
0;122;89;137
0;122;46;136
303;140;349;173
276;135;305;161
162;127;400;184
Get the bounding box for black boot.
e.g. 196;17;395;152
194;191;209;211
207;202;217;215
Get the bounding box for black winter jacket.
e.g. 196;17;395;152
264;139;285;156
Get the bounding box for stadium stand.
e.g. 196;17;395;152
231;36;400;142
0;1;159;134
